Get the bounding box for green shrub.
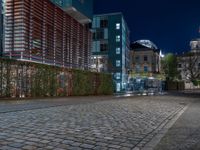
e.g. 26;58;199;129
192;80;200;86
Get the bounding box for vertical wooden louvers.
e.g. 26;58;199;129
4;0;92;70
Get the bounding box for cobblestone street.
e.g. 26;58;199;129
0;95;196;150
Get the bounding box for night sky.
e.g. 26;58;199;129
94;0;200;54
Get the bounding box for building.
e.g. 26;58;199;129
190;38;200;53
0;0;3;56
130;40;161;74
50;0;93;24
177;39;200;85
91;12;130;92
3;0;92;70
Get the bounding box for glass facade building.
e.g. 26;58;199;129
91;13;130;92
3;0;92;70
50;0;93;24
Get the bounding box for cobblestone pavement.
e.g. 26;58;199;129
0;95;193;150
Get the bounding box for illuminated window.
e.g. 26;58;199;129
116;83;121;92
116;23;120;29
116;35;120;42
116;60;121;67
116;47;120;54
116;72;121;79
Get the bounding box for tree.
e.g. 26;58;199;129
161;53;180;81
178;52;200;85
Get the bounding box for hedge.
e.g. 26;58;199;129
0;58;114;98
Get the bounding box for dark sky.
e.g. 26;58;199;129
94;0;200;54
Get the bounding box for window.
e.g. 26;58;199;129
144;66;148;72
116;60;121;67
198;63;200;69
100;19;108;28
116;47;120;54
55;0;63;6
96;30;104;39
144;55;148;61
100;43;108;52
116;23;120;30
116;35;120;42
116;72;121;79
135;56;140;63
92;32;96;40
178;63;182;68
116;83;121;92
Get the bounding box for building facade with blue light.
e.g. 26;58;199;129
91;12;130;92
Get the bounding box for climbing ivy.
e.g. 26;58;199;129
0;58;114;98
97;73;114;95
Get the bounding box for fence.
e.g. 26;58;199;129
165;81;185;91
0;58;113;98
127;77;164;94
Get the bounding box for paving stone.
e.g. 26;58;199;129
54;148;66;150
120;143;135;148
119;147;131;150
80;143;95;149
62;139;74;144
28;138;40;142
40;140;50;144
108;144;121;149
0;95;189;149
24;141;37;146
9;142;25;148
44;146;55;150
132;147;140;150
96;142;108;147
22;145;38;150
70;142;82;146
1;146;20;150
57;143;71;148
48;142;60;147
67;146;82;150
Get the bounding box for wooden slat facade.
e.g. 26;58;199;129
4;0;91;70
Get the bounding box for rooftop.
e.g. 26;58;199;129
131;39;159;51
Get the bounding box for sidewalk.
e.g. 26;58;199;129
154;97;200;150
0;95;116;113
167;90;200;98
